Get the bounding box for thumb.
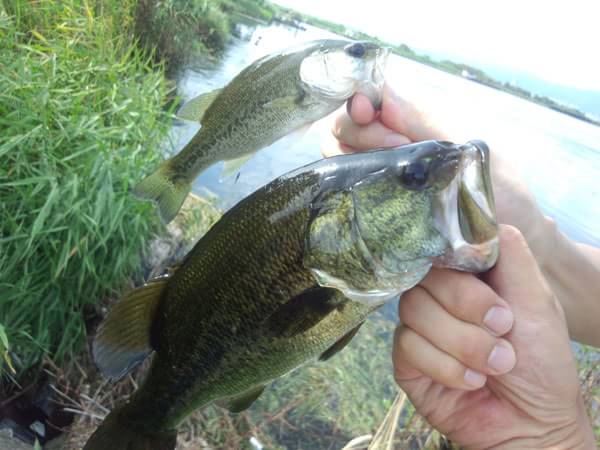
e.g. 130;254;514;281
485;225;554;314
347;93;377;125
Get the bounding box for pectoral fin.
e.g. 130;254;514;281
319;322;363;361
177;88;222;122
219;153;254;181
92;277;167;381
215;385;265;413
262;95;298;110
268;287;344;338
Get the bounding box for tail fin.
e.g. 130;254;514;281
133;161;191;223
84;407;177;450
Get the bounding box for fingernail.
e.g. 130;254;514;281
487;344;516;373
464;369;487;388
483;306;513;336
384;133;408;147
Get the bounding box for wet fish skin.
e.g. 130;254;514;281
133;39;389;223
85;140;498;450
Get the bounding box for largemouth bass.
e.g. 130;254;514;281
85;140;498;450
134;40;389;223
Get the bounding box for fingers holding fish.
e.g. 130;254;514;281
346;93;377;125
399;284;516;380
418;269;514;336
393;325;488;390
330;113;411;152
326;84;451;160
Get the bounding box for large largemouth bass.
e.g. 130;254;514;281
134;40;389;223
85;140;498;450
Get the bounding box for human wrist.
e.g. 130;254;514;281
536;216;600;346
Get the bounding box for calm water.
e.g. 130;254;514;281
171;22;600;247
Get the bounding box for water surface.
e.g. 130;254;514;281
172;22;600;247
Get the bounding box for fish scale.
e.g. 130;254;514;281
172;50;324;175
85;140;498;450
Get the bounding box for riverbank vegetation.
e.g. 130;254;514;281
0;0;172;379
0;0;274;382
135;0;275;73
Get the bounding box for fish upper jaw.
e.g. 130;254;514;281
355;47;390;109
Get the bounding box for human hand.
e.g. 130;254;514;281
393;225;595;449
321;86;552;266
322;85;600;347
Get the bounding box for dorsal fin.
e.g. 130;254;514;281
177;89;221;122
92;277;168;381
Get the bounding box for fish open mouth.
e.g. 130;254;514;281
433;140;499;272
355;46;390;109
373;47;390;89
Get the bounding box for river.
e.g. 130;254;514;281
170;21;600;247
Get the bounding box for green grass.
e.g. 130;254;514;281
0;0;173;376
135;0;230;73
0;0;281;379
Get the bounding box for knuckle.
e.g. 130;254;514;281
393;362;416;384
398;288;426;325
499;224;527;247
393;327;420;364
394;326;412;354
438;359;465;388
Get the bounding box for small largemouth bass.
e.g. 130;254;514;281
134;40;389;223
85;140;498;450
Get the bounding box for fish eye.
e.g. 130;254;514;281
345;42;366;58
399;161;430;189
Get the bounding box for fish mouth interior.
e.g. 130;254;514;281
373;47;390;86
355;47;390;109
433;141;499;272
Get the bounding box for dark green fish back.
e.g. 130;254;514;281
125;168;373;430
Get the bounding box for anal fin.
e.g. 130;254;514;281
319;322;363;361
215;385;265;413
92;277;168;381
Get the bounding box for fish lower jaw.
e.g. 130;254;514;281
435;235;499;272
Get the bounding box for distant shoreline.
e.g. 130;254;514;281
270;8;600;127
